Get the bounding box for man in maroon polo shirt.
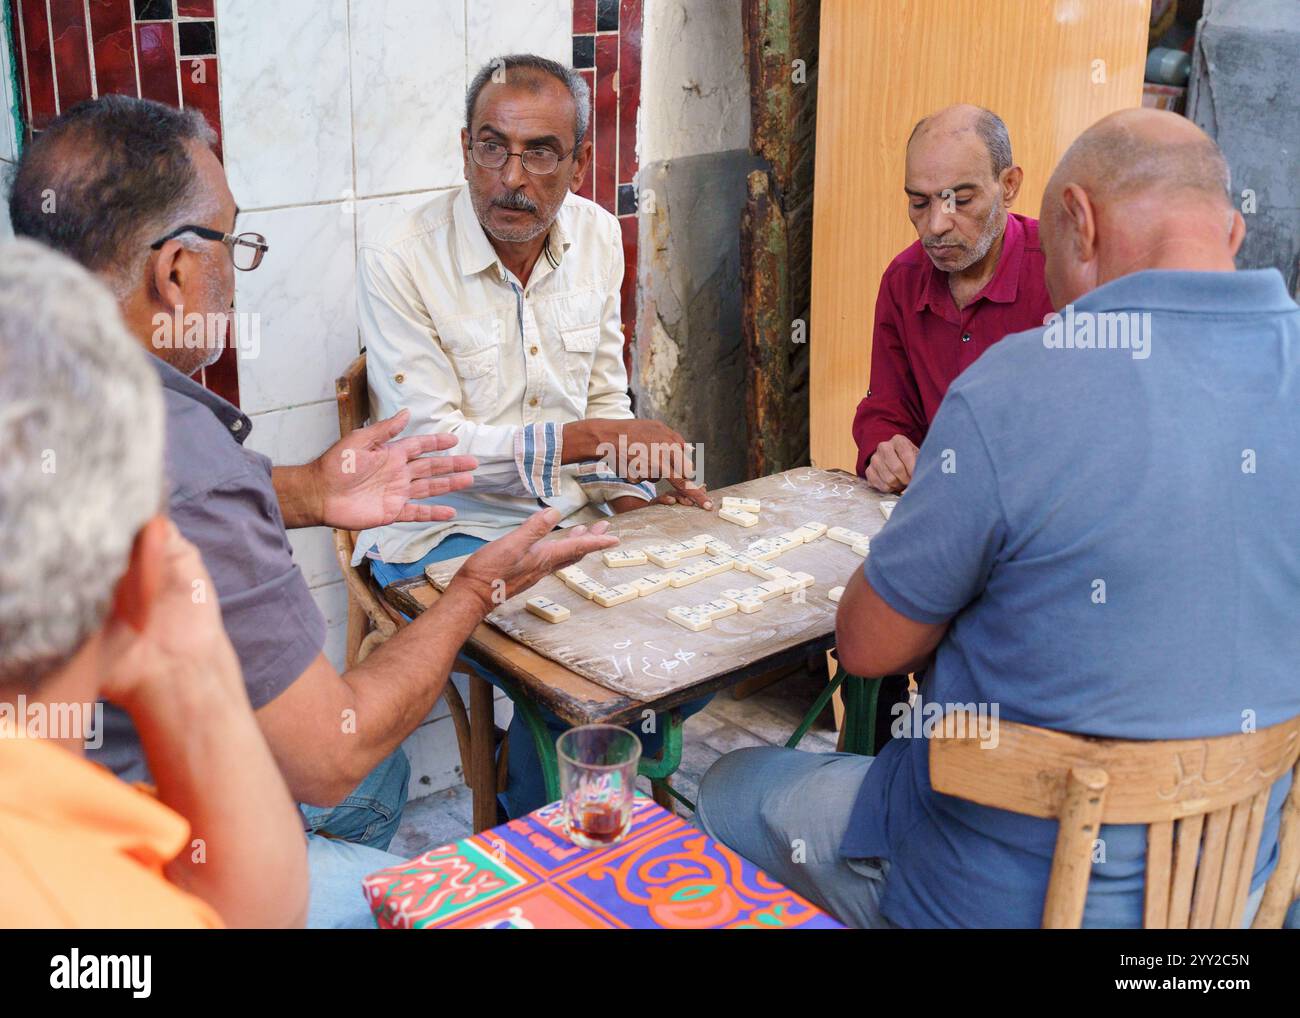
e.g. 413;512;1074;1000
854;105;1054;492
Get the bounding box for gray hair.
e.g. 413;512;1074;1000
466;53;591;148
7;95;219;300
910;107;1013;179
0;239;165;688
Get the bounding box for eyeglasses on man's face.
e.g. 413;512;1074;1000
150;225;269;271
469;140;574;176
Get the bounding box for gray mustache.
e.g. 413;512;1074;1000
494;192;538;213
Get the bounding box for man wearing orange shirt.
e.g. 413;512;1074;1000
0;240;307;928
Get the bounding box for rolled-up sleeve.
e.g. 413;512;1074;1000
357;244;544;497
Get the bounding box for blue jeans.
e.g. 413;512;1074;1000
370;534;712;818
299;730;411;927
697;746;892;929
304;834;404;929
300;743;410;849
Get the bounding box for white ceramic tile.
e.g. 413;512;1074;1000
349;0;466;197
465;0;572;75
311;580;350;672
217;0;353;208
234;202;358;414
289;526;344;589
403;713;466;795
353;188;448;248
244;399;340;467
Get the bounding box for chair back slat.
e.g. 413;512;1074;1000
1142;820;1173;927
929;710;1300;928
336;352;371;437
332;352;406;668
1042;768;1108;928
1253;763;1300;928
1189;805;1233;928
1213;795;1257;927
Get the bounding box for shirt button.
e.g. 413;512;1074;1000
230;419;243;433
394;372;405;384
961;333;971;343
530;346;539;355
529;397;539;407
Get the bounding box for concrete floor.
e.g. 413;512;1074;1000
389;665;840;859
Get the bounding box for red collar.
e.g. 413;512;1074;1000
914;212;1027;315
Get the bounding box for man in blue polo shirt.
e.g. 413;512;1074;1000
697;108;1300;928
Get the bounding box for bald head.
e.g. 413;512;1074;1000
1048;108;1231;218
1039;108;1244;308
909;105;1013;178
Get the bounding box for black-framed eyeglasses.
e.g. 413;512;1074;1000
150;225;269;271
469;140;575;176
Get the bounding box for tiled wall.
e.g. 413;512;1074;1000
3;0;648;795
0;13;22;221
572;0;641;371
8;0;238;401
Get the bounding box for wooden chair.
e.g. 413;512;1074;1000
333;352;472;775
929;709;1300;928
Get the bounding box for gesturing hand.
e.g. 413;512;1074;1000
451;508;620;613
315;409;478;530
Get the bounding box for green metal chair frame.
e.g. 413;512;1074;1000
498;653;889;818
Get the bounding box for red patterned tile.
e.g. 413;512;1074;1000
202;341;241;407
135;21;179;106
618;0;642;183
16;0;58;129
178;0;215;15
49;0;94;109
619;215;638;355
88;0;138;98
576;68;595;201
573;0;596;34
593;34;618;214
180;57;222;161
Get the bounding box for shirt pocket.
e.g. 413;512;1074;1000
559;322;601;399
440;312;504;417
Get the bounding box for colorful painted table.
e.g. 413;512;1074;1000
363;796;844;929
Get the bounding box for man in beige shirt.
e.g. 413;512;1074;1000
357;54;713;815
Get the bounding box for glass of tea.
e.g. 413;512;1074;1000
556;724;642;849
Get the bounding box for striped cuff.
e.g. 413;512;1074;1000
575;462;656;503
515;422;563;498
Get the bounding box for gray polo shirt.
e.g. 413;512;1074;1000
89;357;325;781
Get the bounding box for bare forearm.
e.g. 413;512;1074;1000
130;676;308;928
561;419;604;463
332;581;489;787
271;463;322;529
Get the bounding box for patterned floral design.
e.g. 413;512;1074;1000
363;797;843;930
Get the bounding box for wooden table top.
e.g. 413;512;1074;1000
385;573;835;727
384;467;883;726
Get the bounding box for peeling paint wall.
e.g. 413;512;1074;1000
632;0;756;487
1188;0;1300;295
